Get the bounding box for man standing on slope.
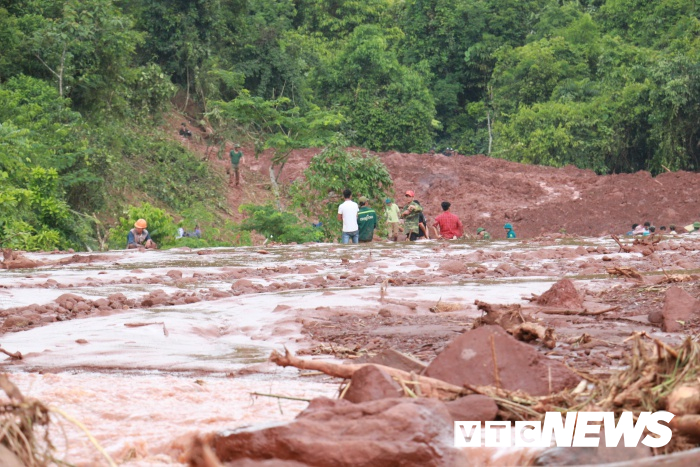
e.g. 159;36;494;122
337;189;359;244
229;144;244;186
432;201;463;239
401;190;423;241
357;196;378;242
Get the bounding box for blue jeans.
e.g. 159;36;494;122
342;230;359;244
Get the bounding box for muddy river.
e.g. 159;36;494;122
1;235;697;465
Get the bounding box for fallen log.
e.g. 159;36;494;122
530;305;620;316
269;348;467;400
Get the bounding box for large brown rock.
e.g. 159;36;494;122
424;325;580;396
535;279;583;309
55;293;84;309
439;260;465;274
207;397;466;466
343;366;403;403
362;348;427;373
655;286;700;332
444;395;498;422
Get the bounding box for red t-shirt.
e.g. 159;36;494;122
433;211;463;239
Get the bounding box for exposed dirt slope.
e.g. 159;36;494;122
166;113;700;239
257;150;700;239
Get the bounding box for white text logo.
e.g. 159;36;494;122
454;411;674;448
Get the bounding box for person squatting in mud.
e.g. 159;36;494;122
401;190;423;241
432;201;463;240
476;227;491;239
127;219;157;249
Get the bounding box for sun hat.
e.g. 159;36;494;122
694;222;700;230
358;196;368;203
476;228;485;233
405;190;415;197
385;198;391;204
504;223;513;230
134;219;147;229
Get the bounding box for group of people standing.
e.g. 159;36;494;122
338;189;517;244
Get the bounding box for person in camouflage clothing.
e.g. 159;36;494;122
401;190;423;241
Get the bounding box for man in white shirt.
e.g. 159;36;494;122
337;188;359;244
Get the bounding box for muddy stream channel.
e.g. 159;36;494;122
1;235;698;465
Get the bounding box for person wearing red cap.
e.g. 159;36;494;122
401;190;423;241
127;219;157;249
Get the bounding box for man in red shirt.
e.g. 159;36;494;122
432;201;463;239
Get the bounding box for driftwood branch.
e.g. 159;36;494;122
270;348;467;400
0;347;22;360
531;305;620;316
250;392;311;402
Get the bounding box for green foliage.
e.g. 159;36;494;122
209;89;344;165
108;203;176;249
290;136;393;240
239;204;323;244
97;123;224;212
313;25;436;152
6;0;700;256
176;203;252;247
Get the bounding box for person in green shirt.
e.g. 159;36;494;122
504;223;517;239
401;190;423;241
476;227;491;240
357;196;377;242
385;198;400;241
229;144;244;186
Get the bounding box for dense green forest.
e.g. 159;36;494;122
2;0;700;250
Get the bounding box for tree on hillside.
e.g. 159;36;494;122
26;0;144;110
208;86;344;199
313;25;437;152
290;136;393;241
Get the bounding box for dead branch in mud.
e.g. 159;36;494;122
474;300;556;348
606;266;643;280
612;234;635;253
379;279;418;310
0;374;117;467
269;348;467;400
381;298;418;310
124;321;169;337
0;347;22;360
531;305;620;316
250;392;311;402
429;298;464;313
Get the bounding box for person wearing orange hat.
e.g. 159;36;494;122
127;219;157;249
401;190;423;241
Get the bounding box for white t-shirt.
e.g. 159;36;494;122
338;200;359;232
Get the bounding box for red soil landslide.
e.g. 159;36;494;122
251;150;700;239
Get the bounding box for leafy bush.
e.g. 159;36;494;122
290;137;393;240
239;204;323;244
108;203;176;249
